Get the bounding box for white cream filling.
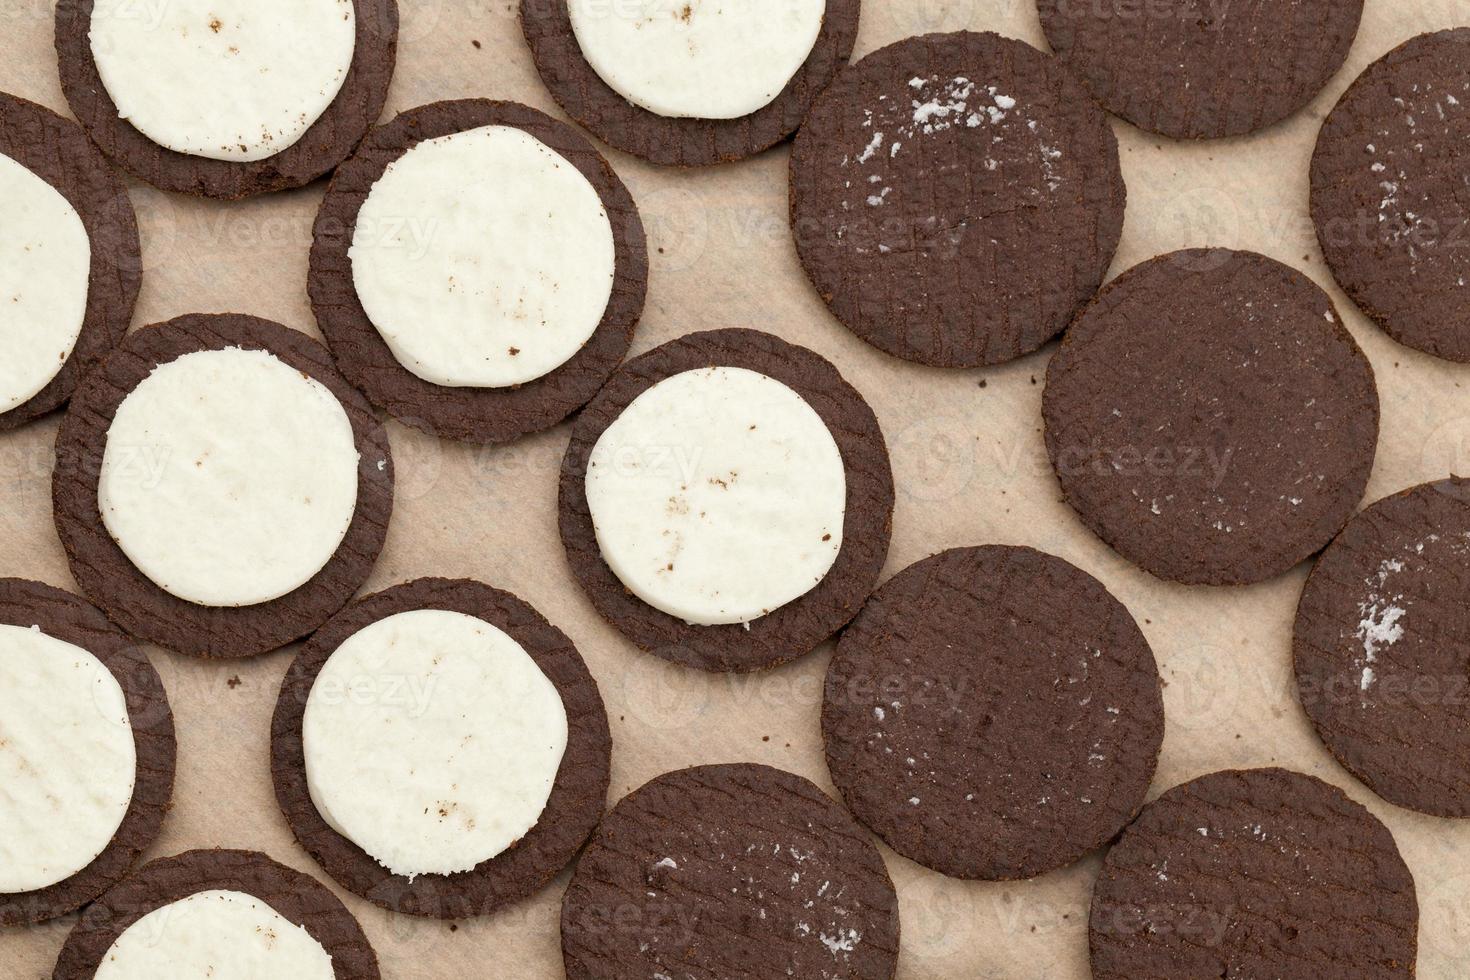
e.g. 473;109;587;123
567;0;825;119
302;608;569;878
97;347;360;608
0;624;135;894
0;152;90;413
585;365;846;625
88;0;356;162
93;889;336;980
349;125;615;388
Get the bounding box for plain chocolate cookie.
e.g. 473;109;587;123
0;579;174;926
271;577;612;919
558;328;894;672
52;313;394;659
310;99;647;444
790;31;1126;367
1312;28;1470;362
53;849;380;979
0;92;139;431
1043;249;1379;586
561;763;900;980
55;0;398;198
1090;768;1417;979
823;546;1164;880
1295;477;1470;817
520;0;860;166
1038;0;1364;139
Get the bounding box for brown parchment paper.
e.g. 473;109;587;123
4;1;1470;977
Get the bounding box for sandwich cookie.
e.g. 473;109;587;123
1311;29;1470;362
310;99;647;444
56;0;398;198
0;93;139;431
1043;249;1379;586
520;0;859;166
1037;0;1364;140
0;579;173;926
559;328;894;672
561;763;900;980
53;849;379;979
1294;477;1470;817
272;578;611;918
1090;768;1417;979
790;31;1126;368
823;546;1164;880
52;314;393;658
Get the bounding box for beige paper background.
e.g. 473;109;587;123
4;0;1470;976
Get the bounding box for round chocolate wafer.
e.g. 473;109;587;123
1090;768;1417;979
561;763;900;980
1043;249;1378;586
1038;0;1364;139
1311;28;1470;362
54;849;380;979
0;579;174;926
823;545;1163;880
55;0;398;199
558;328;894;672
0;93;140;431
271;577;612;919
310;99;647;444
1294;477;1470;817
52;313;394;659
790;30;1125;368
519;0;859;166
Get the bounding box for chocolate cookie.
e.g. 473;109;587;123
1090;768;1417;979
54;0;398;199
53;849;379;979
52;313;394;659
1043;249;1379;586
0;93;139;431
309;99;647;444
271;577;612;919
558;328;894;672
1293;478;1470;817
1038;0;1364;139
1311;28;1470;362
789;30;1125;368
823;546;1163;880
0;579;174;926
561;763;900;979
519;0;859;166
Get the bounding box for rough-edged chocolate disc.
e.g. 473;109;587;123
54;0;398;199
561;763;900;979
520;0;859;167
310;99;647;444
1294;478;1470;817
1090;768;1417;979
823;546;1163;880
0;93;140;431
1311;28;1470;362
1038;0;1363;140
1043;249;1379;586
558;328;894;672
52;313;394;659
271;577;612;918
53;849;380;979
789;31;1125;368
0;579;174;926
